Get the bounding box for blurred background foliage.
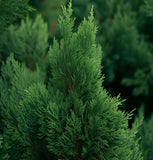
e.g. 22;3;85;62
0;0;153;159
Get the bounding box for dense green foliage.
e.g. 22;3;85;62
30;0;65;35
53;1;152;126
0;55;45;159
0;0;33;30
30;0;153;115
30;1;153;159
142;114;153;160
133;107;153;160
0;2;143;159
1;15;48;69
46;5;142;159
0;0;33;74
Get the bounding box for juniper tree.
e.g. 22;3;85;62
0;3;142;160
25;1;153;159
46;3;142;159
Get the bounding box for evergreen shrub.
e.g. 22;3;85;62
0;3;142;160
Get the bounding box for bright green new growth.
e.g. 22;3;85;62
1;15;48;70
0;3;142;160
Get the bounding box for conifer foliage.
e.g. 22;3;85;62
0;0;33;31
46;3;142;159
133;107;153;160
68;0;153;116
1;15;48;70
0;0;33;69
0;2;142;160
29;0;65;35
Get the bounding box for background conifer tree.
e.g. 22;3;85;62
0;0;33;75
1;15;49;70
0;0;33;31
30;0;66;36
